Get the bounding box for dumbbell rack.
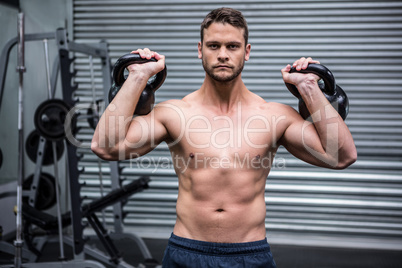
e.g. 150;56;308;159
0;27;157;267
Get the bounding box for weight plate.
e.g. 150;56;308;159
34;99;71;141
25;130;64;166
23;172;57;211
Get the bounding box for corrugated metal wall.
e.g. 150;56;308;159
72;0;402;241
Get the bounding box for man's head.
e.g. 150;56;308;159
198;8;251;83
200;7;249;46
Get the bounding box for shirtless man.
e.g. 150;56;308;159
91;7;357;268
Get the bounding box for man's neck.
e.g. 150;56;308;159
199;75;248;114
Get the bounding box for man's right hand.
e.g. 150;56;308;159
128;48;165;82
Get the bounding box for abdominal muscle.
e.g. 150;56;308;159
173;168;268;243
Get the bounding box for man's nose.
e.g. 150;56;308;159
217;48;229;61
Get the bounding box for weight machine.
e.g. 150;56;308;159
0;14;159;268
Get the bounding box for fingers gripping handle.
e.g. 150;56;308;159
284;63;349;120
285;63;336;97
108;53;167;115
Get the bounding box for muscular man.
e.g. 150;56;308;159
92;7;357;268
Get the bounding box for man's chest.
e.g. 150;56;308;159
166;108;284;170
167;108;283;149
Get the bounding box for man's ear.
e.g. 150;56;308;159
198;41;202;59
245;44;251;61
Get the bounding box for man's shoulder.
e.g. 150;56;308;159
153;99;191;125
260;101;296;115
155;99;190;109
247;92;294;113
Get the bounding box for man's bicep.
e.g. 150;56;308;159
123;110;169;158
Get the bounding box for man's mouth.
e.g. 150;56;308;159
214;65;232;69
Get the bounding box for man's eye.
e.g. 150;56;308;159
209;44;218;49
229;45;239;49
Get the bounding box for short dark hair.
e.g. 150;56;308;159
200;7;249;46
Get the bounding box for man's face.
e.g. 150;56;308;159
198;23;251;82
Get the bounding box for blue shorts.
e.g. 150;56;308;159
162;233;276;268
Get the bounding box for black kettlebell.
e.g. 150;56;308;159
285;64;349;120
108;53;167;115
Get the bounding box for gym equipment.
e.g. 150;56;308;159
41;36;68;260
285;63;349;120
24;135;50;209
25;130;64;166
58;29;159;267
15;13;26;268
87;55;107;224
86;54;103;129
108;53;167;115
23;173;57;211
0;33;58;111
1;25;159;267
57;28;106;262
86;101;102;129
33;99;72;141
22;177;150;265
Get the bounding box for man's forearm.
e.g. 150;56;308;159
92;74;148;158
298;77;356;167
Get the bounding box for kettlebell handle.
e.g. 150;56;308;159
284;63;349;121
108;53;167;115
285;63;337;97
112;53;166;91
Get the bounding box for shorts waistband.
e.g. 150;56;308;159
168;233;271;256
